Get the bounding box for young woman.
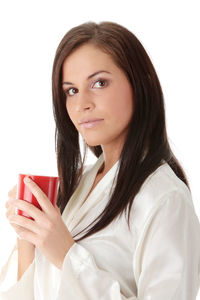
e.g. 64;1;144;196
1;21;200;299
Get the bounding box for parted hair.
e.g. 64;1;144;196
52;21;190;241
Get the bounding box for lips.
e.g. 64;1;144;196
79;118;104;129
79;118;104;125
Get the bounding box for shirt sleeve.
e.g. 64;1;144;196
0;243;35;300
134;189;200;299
56;190;200;300
56;242;137;300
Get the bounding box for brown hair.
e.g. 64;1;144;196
52;21;190;241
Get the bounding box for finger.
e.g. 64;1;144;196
13;225;38;244
10;220;30;234
8;184;17;199
11;199;45;223
5;206;15;218
6;214;28;234
23;177;54;215
5;201;11;209
5;201;17;219
8;213;41;234
5;198;16;209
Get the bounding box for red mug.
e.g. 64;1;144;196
17;174;59;220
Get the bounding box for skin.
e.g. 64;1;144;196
6;177;74;270
5;43;134;271
62;43;134;175
6;185;35;279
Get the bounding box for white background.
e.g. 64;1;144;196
0;0;199;297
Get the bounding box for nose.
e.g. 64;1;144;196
75;92;95;112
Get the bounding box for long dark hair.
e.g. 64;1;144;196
52;21;190;242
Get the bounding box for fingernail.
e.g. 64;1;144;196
7;214;13;220
24;176;31;183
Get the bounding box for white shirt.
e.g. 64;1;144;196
0;153;200;299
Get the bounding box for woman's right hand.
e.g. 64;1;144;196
5;185;20;232
5;185;35;281
5;185;28;237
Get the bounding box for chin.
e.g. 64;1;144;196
81;133;112;147
82;136;104;147
83;133;117;147
85;140;101;147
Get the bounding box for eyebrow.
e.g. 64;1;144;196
62;70;112;86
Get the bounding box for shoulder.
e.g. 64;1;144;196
136;162;192;208
130;163;194;228
141;162;192;205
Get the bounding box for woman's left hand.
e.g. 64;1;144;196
7;176;75;270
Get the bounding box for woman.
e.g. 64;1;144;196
1;21;200;299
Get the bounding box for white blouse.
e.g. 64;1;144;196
0;153;200;299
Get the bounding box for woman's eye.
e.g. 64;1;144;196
93;79;108;88
64;79;108;97
65;87;77;96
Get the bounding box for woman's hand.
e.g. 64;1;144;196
6;177;75;270
6;184;27;236
6;184;17;217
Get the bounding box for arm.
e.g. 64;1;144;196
134;190;200;299
56;243;137;300
17;239;35;281
5;185;35;281
56;190;200;300
0;186;35;299
0;240;35;299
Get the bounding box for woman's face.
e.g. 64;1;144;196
62;43;134;148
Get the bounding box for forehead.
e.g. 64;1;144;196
62;44;118;79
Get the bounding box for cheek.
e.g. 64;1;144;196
65;103;76;129
66;100;70;114
110;88;134;125
66;101;74;121
66;102;81;132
